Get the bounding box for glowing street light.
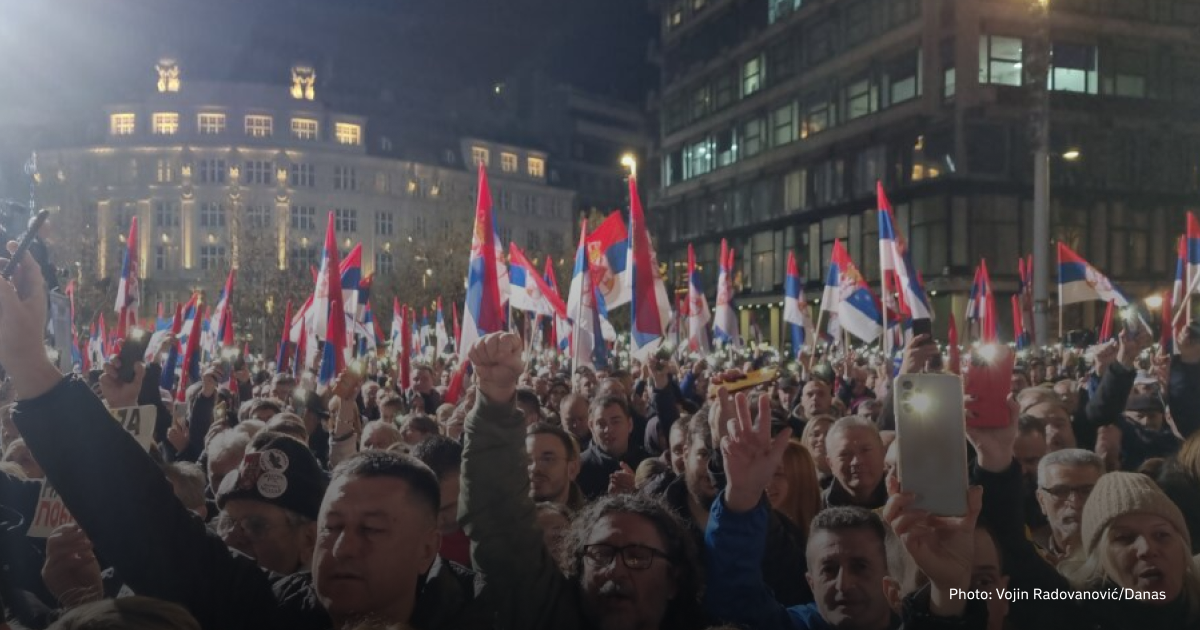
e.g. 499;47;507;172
1145;294;1164;311
621;154;637;180
1062;149;1081;161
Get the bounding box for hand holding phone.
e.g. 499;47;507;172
114;327;151;383
1;209;49;281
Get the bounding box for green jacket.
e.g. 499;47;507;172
459;394;589;630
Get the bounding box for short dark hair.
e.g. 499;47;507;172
686;411;713;450
516;388;543;420
264;413;309;442
331;450;441;516
527;422;580;460
271;373;296;387
403;415;439;436
809;506;887;553
413;364;434;376
410;435;463;480
589;395;630;422
609;369;631;381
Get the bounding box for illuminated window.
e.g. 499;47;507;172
501;153;518;173
155;159;175;184
290;163;315;187
979;35;1023;87
333;166;357;191
152;113;179;135
290;205;317;231
472;146;490;167
742;56;764;97
375;211;394;236
245;115;273;138
292;118;319;140
335;208;358;232
110;113;136;136
1050;44;1098;94
844;78;878;120
197;113;225;135
335;123;362;145
528;157;545;178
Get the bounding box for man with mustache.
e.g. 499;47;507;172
1034;449;1104;578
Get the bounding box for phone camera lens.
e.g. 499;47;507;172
902;381;914;391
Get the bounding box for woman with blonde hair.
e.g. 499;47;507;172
764;440;823;538
1074;472;1200;628
799;413;835;488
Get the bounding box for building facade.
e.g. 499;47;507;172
32;61;576;313
650;0;1200;348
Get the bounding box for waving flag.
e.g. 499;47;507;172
356;301;378;357
459;164;507;359
155;302;185;390
567;220;595;368
784;251;815;358
877;182;933;320
586;213;631;309
275;299;293;374
175;296;204;403
435;297;450;357
686;244;711;353
821;239;883;343
713;239;740;346
452;301;462;350
88;313;107;372
208;268;236;354
510;243;568;318
979;259;998;343
1188;212;1200;286
1099;299;1116;342
965;265;985;324
1013;295;1027;349
315;212;347;387
114;217;140;338
1058;243;1133;307
1174;236;1187;308
543;257;570;353
627;178;671;360
392;298;412;391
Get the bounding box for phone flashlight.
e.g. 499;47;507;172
976;343;1000;364
908;391;934;414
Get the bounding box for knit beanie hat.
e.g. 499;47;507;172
1081;471;1190;555
217;434;326;520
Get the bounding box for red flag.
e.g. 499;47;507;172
317;211;347;385
399;303;412;391
980;259;997;343
443;360;469;405
1011;295;1024;346
175;299;204;403
1100;300;1115;341
948;313;960;375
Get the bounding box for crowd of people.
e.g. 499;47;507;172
2;243;1200;629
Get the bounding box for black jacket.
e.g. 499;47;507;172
14;376;492;630
576;440;648;500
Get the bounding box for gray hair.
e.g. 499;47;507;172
207;430;250;463
827;416;881;446
1037;448;1104;487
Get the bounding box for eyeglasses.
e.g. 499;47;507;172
581;543;673;571
1039;484;1095;502
214;514;284;540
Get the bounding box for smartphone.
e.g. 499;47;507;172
910;318;933;343
115;327;151;383
964;344;1014;429
894;373;969;516
1;209;49;280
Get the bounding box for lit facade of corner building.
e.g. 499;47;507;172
650;0;1200;345
32;63;576;307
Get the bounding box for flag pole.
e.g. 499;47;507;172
1172;269;1200;328
808;309;825;374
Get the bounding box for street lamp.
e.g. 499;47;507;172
1062;149;1081;161
621;154;637;181
1145;294;1164;311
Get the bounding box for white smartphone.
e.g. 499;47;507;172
893;373;969;516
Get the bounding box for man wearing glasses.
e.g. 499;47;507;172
1034;448;1104;578
461;332;706;630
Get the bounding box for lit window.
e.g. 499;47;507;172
742;56;764;97
245;115;273;138
979;35;1023;87
772;103;796;146
1049;44;1098;94
335;208;358;232
110;114;136;136
501;153;518;173
888;50;922;105
197;113;226;135
291;118;319;140
288;246;318;269
845;78;878;120
152;113;179;135
155;159;175;184
472;146;490;167
335;123;362;145
528;157;545;178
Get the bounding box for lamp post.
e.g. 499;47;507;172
1031;0;1052;346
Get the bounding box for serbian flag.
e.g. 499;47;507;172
459;164;507;359
88;313;107;373
979;259;998;343
510;243;567;318
435;297;450;356
275;299;293;373
821;239;883;343
1058;243;1134;307
1187;212;1200;285
543;257;570;353
965;265;985;324
114;217;140;338
315;212;347;387
567;220;595;368
686;244;711;354
587;212;631;309
208;268;235;354
1173;236;1187;308
627;178;671;360
156;302;185;390
1099;300;1116;342
784;251;815;358
392;298;412;391
341;245;363;324
294;316;309;377
175;296;204;403
1012;295;1027;349
713;239;740;346
356;301;378;357
877;182;933;320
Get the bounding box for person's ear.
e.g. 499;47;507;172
567;458;581;481
882;576;904;613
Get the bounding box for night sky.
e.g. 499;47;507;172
0;0;657;117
